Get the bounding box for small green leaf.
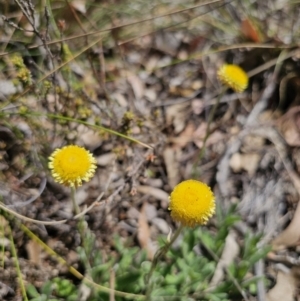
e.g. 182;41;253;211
165;273;186;285
248;246;272;265
116;271;142;290
26;284;39;298
41;281;53;297
206;292;229;301
236;261;250;279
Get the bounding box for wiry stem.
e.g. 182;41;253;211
145;224;184;300
19;222;145;299
9;224;28;301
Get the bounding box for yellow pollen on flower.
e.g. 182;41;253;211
48;145;97;187
217;64;249;93
169;180;215;227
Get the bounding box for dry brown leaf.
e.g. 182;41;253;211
281;119;300;147
169;86;195;97
26;240;42;266
229;153;243;173
191;99;204;115
193;122;224;148
278;108;300;147
266;268;297;301
112;93;128;107
0;81;17;99
272;201;300;249
165;103;189;134
163;147;181;189
70;0;87;14
210;231;240;287
136;186;169;202
143;203;157;221
155;31;180;56
242;134;265;151
127;207;140;219
127;73;145;100
230;152;261;176
170;122;195;148
96;153;116;166
241;18;261;43
191;80;203;91
138;203;156;260
77;125;102;150
145;55;160;71
0;216;9;248
204;131;224;148
152;217;170;234
192;122;207;140
144;89;157;103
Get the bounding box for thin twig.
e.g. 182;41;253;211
145;224;184;299
0;198;102;225
1;0;230;57
7;178;47;208
255;260;266;301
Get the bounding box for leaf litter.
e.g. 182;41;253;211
1;0;300;300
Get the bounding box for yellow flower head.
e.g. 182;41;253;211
217;64;248;93
48;145;97;187
169;180;215;227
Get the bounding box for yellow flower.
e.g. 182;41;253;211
217;64;248;93
49;145;97;187
169;180;215;227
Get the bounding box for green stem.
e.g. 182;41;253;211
8;225;28;301
0;111;152;149
70;187;91;270
45;0;60;39
71;187;80;215
145;224;184;300
0;216;4;267
19;222;145;299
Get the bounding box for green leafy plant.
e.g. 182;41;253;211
27;277;78;301
68;205;270;301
